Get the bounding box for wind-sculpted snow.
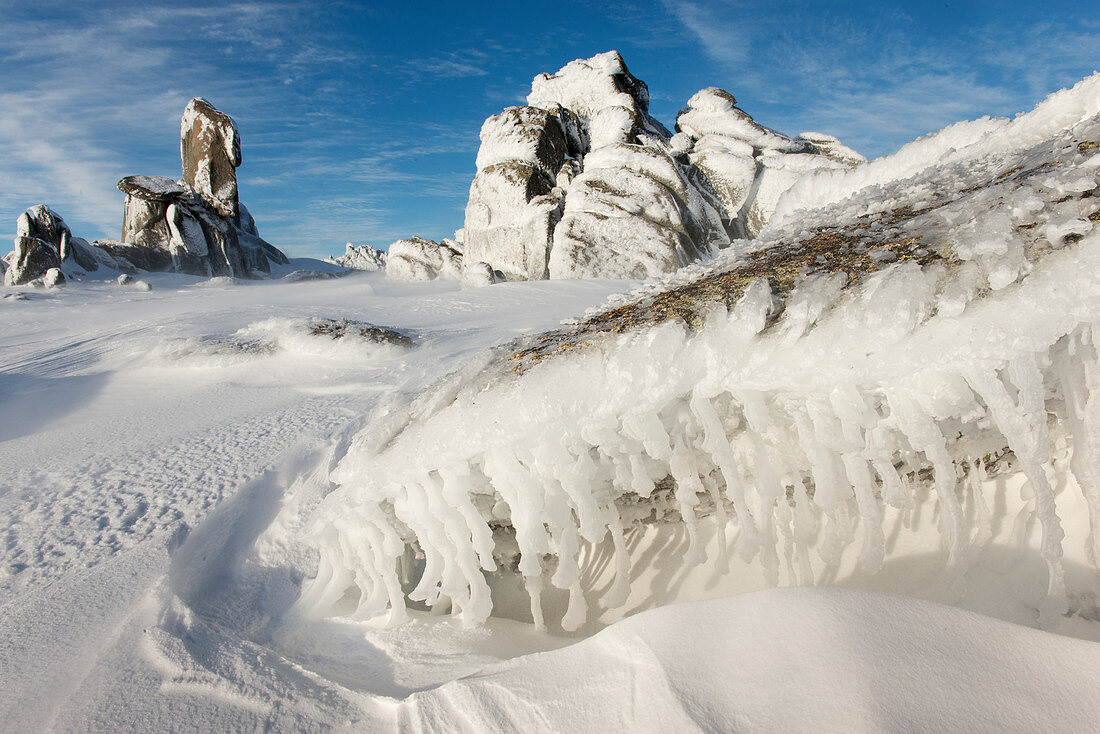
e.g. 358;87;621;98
301;79;1100;631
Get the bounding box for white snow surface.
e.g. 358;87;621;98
3;74;1100;732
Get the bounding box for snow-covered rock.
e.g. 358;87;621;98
115;100;288;279
16;204;71;248
4;236;61;286
454;51;861;281
385;237;463;282
675;88;862;238
460;260;503;288
462;105;583;281
550;142;726;278
180;97;240;219
528;50;669;144
323;242;387;272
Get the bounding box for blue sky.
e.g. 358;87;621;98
1;1;1098;258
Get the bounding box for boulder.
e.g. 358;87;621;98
180;97;240;218
4;236;61;286
461;261;503;288
41;268;64;288
386;237;463;282
15;205;71;249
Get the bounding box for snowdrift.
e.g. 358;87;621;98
299;75;1100;632
403;588;1100;733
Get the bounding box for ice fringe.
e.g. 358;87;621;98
297;75;1100;631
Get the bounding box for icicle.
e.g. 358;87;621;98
690;390;756;562
668;437;707;566
483;448;550;628
1059;330;1100;568
600;502;632;609
888;393;967;579
966;357;1068;619
829;385;886;572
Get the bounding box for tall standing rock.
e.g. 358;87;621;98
114;98;287;278
181;98;241;219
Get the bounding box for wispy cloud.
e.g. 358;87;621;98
662;0;1100;158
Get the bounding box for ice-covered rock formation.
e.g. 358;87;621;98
674;87;861;238
385;236;463;282
453;51;862;283
115;98;288;278
324;242;387;272
299;73;1100;632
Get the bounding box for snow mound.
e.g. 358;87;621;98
298;73;1100;632
405;588;1100;733
152;318;414;366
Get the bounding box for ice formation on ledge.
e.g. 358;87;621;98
298;74;1100;631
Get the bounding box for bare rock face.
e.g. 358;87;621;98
115;100;287;278
386;237;463;282
181;98;241;219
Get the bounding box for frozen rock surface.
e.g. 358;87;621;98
386;237;464;282
453;51;862;282
302;72;1100;632
116;99;287;278
324;242;387;272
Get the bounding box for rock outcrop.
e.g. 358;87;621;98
3;205;90;286
324;242;387;272
181;98;241;219
452;52;864;282
116;98;287;278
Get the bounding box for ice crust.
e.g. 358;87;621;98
300;75;1100;631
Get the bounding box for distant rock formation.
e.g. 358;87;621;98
385;236;463;282
324;242;387;272
4;206;78;286
116;98;288;278
454;51;864;282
